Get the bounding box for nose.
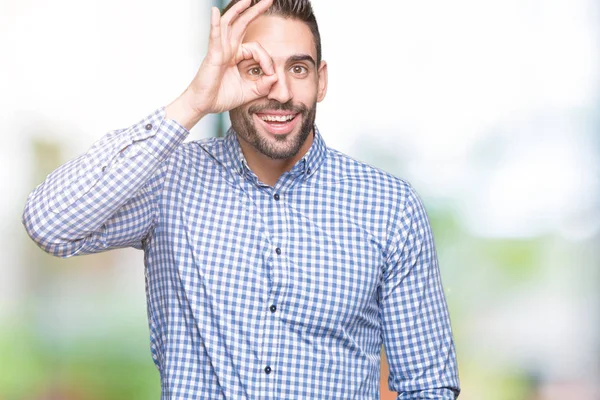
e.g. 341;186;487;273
267;70;292;104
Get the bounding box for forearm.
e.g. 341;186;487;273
22;108;188;257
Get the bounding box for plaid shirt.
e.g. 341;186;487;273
23;108;460;399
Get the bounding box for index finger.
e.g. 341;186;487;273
230;0;274;40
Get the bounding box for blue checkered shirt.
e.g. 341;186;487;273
23;108;460;399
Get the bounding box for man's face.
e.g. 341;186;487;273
230;15;327;160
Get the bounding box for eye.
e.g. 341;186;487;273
291;65;308;75
248;67;263;76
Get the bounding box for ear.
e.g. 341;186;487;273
316;60;328;102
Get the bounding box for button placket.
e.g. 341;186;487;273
260;185;287;395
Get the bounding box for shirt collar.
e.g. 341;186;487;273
222;125;327;180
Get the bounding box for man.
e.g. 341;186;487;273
22;0;460;398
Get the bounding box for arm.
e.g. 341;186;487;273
22;110;186;256
380;185;460;399
22;0;278;256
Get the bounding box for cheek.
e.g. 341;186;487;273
229;107;253;132
291;80;319;103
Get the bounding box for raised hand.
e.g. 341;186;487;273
166;0;277;129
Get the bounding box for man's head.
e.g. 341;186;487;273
225;0;328;161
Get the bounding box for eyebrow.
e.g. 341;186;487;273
287;54;316;67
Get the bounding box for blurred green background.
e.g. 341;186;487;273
1;0;598;399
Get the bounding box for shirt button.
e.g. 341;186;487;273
275;248;281;255
264;366;272;374
273;194;280;201
307;168;312;175
270;305;277;313
145;123;153;131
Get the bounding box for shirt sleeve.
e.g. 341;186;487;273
380;184;460;399
22;108;189;257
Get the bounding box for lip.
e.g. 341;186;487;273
253;112;300;135
255;110;297;116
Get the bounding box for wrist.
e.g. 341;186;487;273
165;90;207;131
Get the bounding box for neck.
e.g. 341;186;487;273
237;132;314;187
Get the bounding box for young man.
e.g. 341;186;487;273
23;0;460;398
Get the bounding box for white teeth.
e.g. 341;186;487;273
260;114;295;122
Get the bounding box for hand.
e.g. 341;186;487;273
166;0;277;129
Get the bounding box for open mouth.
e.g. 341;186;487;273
254;112;300;135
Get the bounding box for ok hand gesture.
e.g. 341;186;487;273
166;0;277;129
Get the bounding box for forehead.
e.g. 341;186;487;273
243;15;317;62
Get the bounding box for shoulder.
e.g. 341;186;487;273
323;147;417;205
163;136;227;171
319;147;428;248
176;136;224;159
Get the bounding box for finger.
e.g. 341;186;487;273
231;0;274;41
220;0;252;28
208;7;221;52
220;0;251;44
252;73;278;98
237;42;275;76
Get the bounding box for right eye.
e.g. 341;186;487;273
248;67;263;76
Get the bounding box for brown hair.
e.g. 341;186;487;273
222;0;322;66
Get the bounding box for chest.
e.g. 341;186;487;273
155;168;385;325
